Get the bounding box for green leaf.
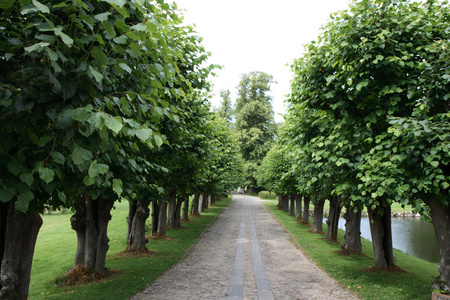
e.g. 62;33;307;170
91;46;107;65
53;27;73;46
45;48;58;61
95;12;111;22
72;105;93;122
356;80;369;91
0;0;15;9
24;42;50;53
39;167;55;184
58;190;66;203
154;135;163;147
20;173;34;186
77;146;93;161
431;161;439;168
0;188;15;203
113;178;123;197
32;0;49;13
50;152;65;165
103;21;116;38
104;0;127;6
88;162;109;177
90;112;106;129
38;135;52;147
16;190;34;212
136;128;152;142
7;161;22;176
105;116;123;133
119;63;132;74
88;66;103;83
83;175;96;186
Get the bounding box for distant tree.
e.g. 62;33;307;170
218;89;233;126
235;71;276;193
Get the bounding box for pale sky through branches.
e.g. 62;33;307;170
174;0;352;122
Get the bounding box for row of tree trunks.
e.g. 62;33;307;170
70;195;114;273
182;197;189;222
0;201;43;299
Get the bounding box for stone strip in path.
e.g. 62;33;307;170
132;195;359;299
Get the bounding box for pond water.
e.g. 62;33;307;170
336;217;440;263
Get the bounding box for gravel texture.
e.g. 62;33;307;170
131;195;359;300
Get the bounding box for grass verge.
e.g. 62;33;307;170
29;196;231;299
263;200;439;300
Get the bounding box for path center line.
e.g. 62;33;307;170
247;198;275;300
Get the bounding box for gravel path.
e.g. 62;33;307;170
131;195;359;300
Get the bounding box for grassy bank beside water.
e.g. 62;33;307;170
263;199;439;300
29;196;231;299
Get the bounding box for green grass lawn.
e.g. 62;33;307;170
29;196;231;299
263;200;439;300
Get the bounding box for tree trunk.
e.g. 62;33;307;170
246;186;254;194
182;197;189;222
70;195;114;274
277;194;283;209
166;191;177;230
283;194;289;213
342;206;362;252
126;200;137;243
311;200;325;233
126;199;150;251
295;195;302;219
191;193;200;215
210;195;216;205
326;197;342;241
157;201;168;236
172;196;183;229
0;201;42;299
423;196;450;288
367;204;394;268
289;195;295;216
303;196;310;223
151;201;160;235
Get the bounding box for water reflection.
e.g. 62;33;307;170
336;217;440;263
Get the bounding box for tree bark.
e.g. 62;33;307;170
0;201;43;299
283;194;289;213
157;201;168;236
70;195;114;273
289;195;295;216
151;201;160;235
277;194;283;209
126;200;137;243
311;199;325;233
295;195;302;219
303;196;310;223
172;196;183;229
166;191;176;230
342;206;362;252
191;193;200;215
423;196;450;287
326;197;342;241
367;204;394;268
126;199;150;251
182;197;189;222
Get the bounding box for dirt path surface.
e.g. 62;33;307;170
132;195;359;299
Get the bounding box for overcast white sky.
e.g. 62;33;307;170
174;0;352;122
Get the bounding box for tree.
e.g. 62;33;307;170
234;71;276;193
287;0;450;274
0;0;207;295
218;89;233;126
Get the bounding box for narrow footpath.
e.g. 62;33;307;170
132;195;358;299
